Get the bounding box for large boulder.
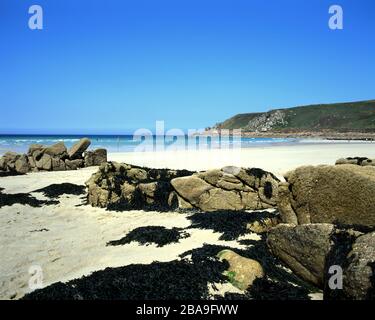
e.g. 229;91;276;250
277;165;375;228
0;152;19;171
84;149;107;167
44;142;68;158
68;138;91;159
36;153;52;171
217;250;264;290
15;154;30;174
267;224;335;287
267;223;375;299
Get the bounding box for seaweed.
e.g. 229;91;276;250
107;226;190;247
0;171;24;177
0;189;58;208
23;245;230;300
22;241;317;300
33;183;86;198
187;210;278;240
323;228;359;300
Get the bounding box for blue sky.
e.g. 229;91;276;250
1;0;375;134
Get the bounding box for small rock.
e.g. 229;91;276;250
217;250;264;290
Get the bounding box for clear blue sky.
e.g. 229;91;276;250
1;0;375;134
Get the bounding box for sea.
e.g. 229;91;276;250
0;134;321;155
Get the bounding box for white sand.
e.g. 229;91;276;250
109;142;375;178
2;142;373;299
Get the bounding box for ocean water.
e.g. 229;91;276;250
0;134;300;155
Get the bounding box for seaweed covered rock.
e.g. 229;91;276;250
277;165;375;228
86;163;280;211
86;162;195;210
84;148;107;167
336;157;375;166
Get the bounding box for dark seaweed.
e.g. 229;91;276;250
346;157;371;165
22;241;316;300
263;181;273;199
23;243;314;300
33;183;86;198
367;261;375;300
107;226;190;247
323;228;359;300
0;171;24;177
187;210;278;240
23;245;229;300
0;189;58;208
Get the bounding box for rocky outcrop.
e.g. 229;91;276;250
245;109;287;132
0;138;107;174
336;157;375;166
267;223;375;300
217;250;264;290
277;165;375;228
86;163;280;211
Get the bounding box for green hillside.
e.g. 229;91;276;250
215;100;375;132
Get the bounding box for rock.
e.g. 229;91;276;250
267;223;335;287
65;159;84;170
217;250;264;290
1;152;20;171
126;168;148;182
336;157;374;166
36;154;52;171
278;165;375;228
51;157;66;171
170;176;213;207
44;142;68;158
68;138;91;159
277;182;298;225
0;157;5;171
15;155;30;174
27;144;44;156
84;149;107;167
28;156;36;169
343;231;375;299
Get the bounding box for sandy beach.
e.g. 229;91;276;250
1;142;375;300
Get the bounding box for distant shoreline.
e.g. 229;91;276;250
199;130;375;141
